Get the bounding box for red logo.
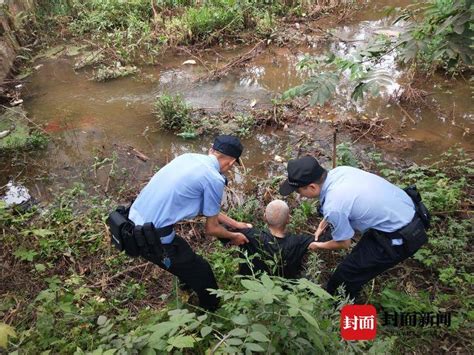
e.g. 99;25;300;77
341;305;377;340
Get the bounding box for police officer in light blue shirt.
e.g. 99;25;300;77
280;156;427;300
129;135;251;310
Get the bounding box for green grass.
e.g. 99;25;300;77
1;149;472;352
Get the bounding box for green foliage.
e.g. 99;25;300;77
85;274;380;354
0;323;16;350
288;200;318;233
234;113;256;138
33;0;345;64
153;94;190;131
0;108;49;153
13;248;38;262
336;142;359;167
185;4;244;42
204;242;242;287
2;150;471;353
395;0;473;73
368;151;472;352
283;51;394;106
227;198;260;227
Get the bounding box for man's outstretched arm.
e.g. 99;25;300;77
206;215;249;245
218;212;253;230
308;239;351;251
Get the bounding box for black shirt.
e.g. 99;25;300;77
238;228;314;279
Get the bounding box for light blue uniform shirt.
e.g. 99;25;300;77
129;153;225;243
320;166;415;243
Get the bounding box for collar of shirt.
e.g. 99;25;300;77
209;154;220;172
319;169;333;206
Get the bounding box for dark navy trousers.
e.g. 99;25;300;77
141;235;219;311
326;225;425;300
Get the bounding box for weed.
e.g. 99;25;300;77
234;113;256;138
336;141;359;167
154;93;190;131
227;197;261;227
288;200;318;233
185;4;243;43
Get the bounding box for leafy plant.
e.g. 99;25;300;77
153;93;190;131
227;198;261;227
336;142;359;167
288;200;317;233
395;0;473;73
86;274;384;354
234;114;256;138
185;4;244;43
283;50;394;106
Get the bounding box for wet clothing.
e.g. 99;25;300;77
129;153;225;244
128;153;225;310
319;166;426;300
238;228;314;279
320;166;415;243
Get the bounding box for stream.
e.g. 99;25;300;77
1;0;472;204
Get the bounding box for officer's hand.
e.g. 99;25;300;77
231;233;249;246
235;222;253;230
314;219;328;241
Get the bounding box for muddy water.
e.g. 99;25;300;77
1;55;301;201
2;0;473;202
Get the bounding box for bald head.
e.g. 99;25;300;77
265;200;290;228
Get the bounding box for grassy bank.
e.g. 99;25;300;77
30;0;354;65
0;148;472;353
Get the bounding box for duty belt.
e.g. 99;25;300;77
372;215;427;258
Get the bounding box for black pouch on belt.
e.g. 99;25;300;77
398;217;428;255
143;222;163;259
404;185;431;229
131;225;147;257
106;205;139;257
106;207;129;252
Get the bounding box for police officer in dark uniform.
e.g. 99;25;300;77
279;156;428;300
127;135;251;311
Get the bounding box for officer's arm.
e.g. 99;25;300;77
308;239;351;251
217;213;253;230
310;210;353;250
205;215;249;245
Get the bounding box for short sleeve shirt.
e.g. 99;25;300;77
128;153;225;228
239;228;314;279
319;167;415;241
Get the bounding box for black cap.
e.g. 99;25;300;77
213;135;243;165
279;156;325;195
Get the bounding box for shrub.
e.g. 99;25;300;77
153;94;190;131
85;274;393;354
185;4;244;42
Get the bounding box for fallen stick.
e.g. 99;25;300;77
396;103;416;124
198;41;266;82
127;146;150;162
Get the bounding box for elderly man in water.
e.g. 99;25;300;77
236;200;323;278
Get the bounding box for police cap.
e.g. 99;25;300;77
279;156;325;195
213;135;243;165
